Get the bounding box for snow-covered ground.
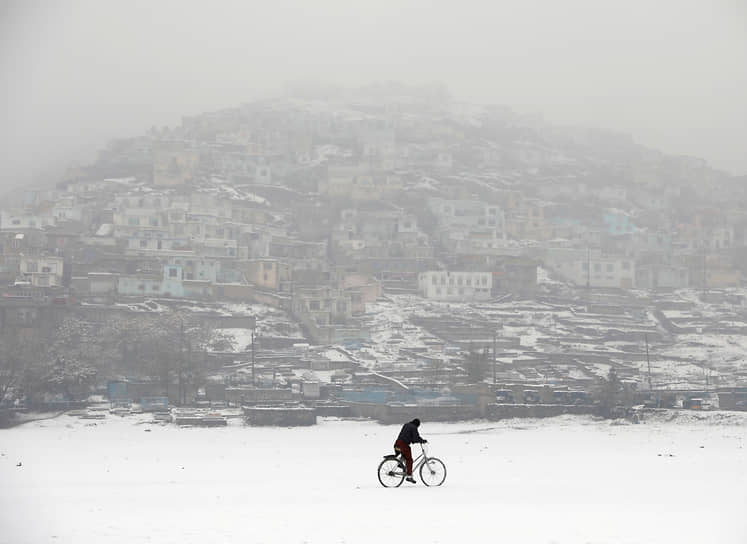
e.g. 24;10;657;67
1;413;745;543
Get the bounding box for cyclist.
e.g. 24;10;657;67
394;418;427;483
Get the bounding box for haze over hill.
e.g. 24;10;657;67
2;0;746;193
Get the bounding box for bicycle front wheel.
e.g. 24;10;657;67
419;457;446;486
377;458;405;488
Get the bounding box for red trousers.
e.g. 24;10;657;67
394;439;413;475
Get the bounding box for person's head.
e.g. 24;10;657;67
411;418;421;427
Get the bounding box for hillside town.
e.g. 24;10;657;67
2;85;747;426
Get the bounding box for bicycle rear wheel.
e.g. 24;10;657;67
377;458;405;488
419;457;446;486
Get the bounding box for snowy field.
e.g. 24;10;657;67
1;414;745;544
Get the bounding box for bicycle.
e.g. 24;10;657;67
377;443;447;487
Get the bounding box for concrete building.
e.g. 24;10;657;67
546;250;636;289
418;271;492;301
19;256;65;288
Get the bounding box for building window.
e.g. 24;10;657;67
607;263;614;272
309;300;321;311
594;263;601;272
457;277;463;285
128;217;139;226
140;240;147;248
622;261;630;270
431;275;437;285
466;277;472;286
481;276;487;285
169;268;178;278
41;266;51;273
150;218;158;226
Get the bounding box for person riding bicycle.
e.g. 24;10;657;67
394;418;427;483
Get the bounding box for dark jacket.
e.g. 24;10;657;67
396;420;424;445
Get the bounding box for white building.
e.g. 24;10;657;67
0;210;55;230
19;256;65;287
418;271;492;301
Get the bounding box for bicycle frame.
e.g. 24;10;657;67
394;443;430;475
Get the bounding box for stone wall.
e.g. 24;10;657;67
487;403;596;420
227;387;300;405
344;401;479;424
244;406;316;426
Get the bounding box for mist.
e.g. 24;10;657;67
2;0;746;191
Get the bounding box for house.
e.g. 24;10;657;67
117;265;186;298
491;257;539;295
51;196;86;223
0;210;55;231
168;257;220;283
428;197;507;251
545;249;636;289
18;256;66;288
339;272;382;314
603;210;636;236
636;263;689;289
245;259;291;291
152;142;199;186
418;271;492;301
505;200;550;241
322;166;403;201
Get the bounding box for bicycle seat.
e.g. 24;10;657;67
383;454;399;460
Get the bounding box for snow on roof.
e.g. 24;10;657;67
95;224;114;236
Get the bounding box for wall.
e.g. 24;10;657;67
226;387;300;405
487;403;595;419
244;406;316;426
418;271;492;301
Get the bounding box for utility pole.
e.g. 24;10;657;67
178;320;185;406
702;249;707;297
645;333;652;392
492;332;497;386
251;327;256;386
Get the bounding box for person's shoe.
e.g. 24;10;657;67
405;476;416;483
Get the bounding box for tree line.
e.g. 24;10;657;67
0;310;233;408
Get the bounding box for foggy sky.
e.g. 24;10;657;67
2;0;746;190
